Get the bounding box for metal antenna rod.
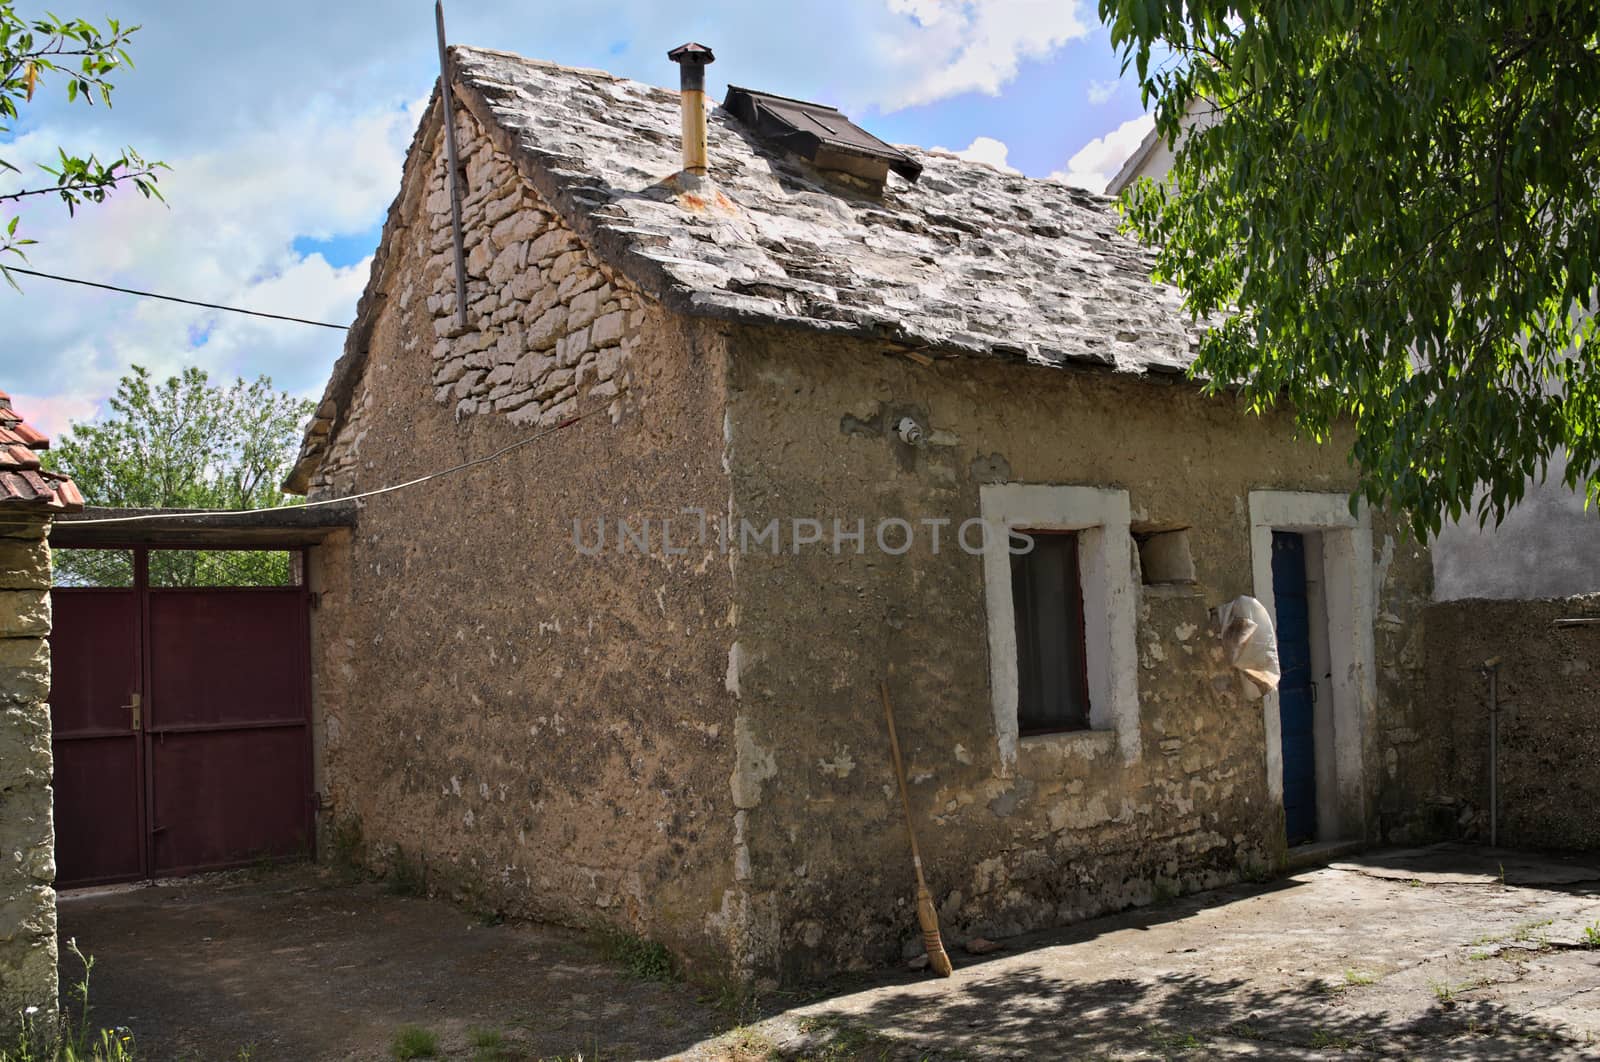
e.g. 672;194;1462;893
435;0;469;332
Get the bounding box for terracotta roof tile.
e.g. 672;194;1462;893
0;392;82;513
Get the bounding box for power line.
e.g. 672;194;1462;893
0;407;603;529
4;267;351;330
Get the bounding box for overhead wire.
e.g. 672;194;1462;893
0;407;604;529
4;267;351;330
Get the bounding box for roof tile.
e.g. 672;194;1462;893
0;392;82;513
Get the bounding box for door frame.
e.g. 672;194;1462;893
1247;492;1375;844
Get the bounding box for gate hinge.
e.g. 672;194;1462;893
309;592;321;610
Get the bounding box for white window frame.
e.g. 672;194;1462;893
980;484;1141;767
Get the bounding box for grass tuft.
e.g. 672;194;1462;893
390;1025;439;1060
597;929;677;982
386;847;428;898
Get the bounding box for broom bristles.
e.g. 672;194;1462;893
916;885;955;977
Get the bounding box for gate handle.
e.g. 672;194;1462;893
123;692;142;731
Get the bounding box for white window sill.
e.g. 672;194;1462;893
1018;728;1119;758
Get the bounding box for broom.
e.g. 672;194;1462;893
880;680;954;977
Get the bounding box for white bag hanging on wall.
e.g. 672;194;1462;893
1218;595;1281;700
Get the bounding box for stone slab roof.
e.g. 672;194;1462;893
287;46;1202;492
449;45;1198;373
0;390;82;512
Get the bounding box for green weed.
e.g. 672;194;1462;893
1309;1028;1365;1050
1;940;138;1062
386;847;428;898
1582;923;1600;949
328;817;365;869
1343;968;1376;986
468;1028;514;1061
597;929;676;982
390;1025;439;1060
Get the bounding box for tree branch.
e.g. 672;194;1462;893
0;168;163;204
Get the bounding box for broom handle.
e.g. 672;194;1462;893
880;680;929;891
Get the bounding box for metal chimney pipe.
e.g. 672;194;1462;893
667;42;715;178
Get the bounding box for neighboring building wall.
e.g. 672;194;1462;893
1419;597;1599;849
305;104;740;972
1432;453;1600;600
719;327;1433;979
0;516;58;1042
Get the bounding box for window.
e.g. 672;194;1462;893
979;484;1141;765
1010;531;1090;733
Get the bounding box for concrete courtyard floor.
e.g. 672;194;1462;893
57;844;1600;1060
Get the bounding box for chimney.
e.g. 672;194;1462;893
667;42;715;179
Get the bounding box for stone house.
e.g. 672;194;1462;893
0;391;82;1042
286;44;1433;981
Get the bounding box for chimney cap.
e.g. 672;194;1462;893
668;42;715;65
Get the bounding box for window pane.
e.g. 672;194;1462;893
1011;532;1090;733
52;549;134;588
149;550;297;588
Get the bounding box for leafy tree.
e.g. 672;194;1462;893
43;366;314;587
1;5;165;285
1101;0;1600;536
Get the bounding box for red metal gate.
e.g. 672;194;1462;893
49;549;314;888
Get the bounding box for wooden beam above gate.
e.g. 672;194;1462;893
51;501;358;550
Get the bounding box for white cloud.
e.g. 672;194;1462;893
879;0;1091;109
1051;113;1154;193
0;0;1104;429
2;95;423;420
930;136;1019;172
1087;78;1118;105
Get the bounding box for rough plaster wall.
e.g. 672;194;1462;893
304;116;740;971
0;517;57;1042
311;100;642;499
721;328;1432;979
1419;596;1600;849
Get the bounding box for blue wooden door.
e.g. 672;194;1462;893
1271;531;1317;845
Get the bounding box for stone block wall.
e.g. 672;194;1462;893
0;516;58;1044
311;101;643;499
1419;596;1600;849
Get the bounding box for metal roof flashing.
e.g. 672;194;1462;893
723;85;922;189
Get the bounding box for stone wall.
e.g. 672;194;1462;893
304;104;739;973
0;516;58;1043
718;326;1433;980
310;100;642;499
1419;596;1600;849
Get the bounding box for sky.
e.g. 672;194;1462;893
0;0;1157;437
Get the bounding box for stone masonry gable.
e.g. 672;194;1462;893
306;98;643;498
288;45;1200;493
